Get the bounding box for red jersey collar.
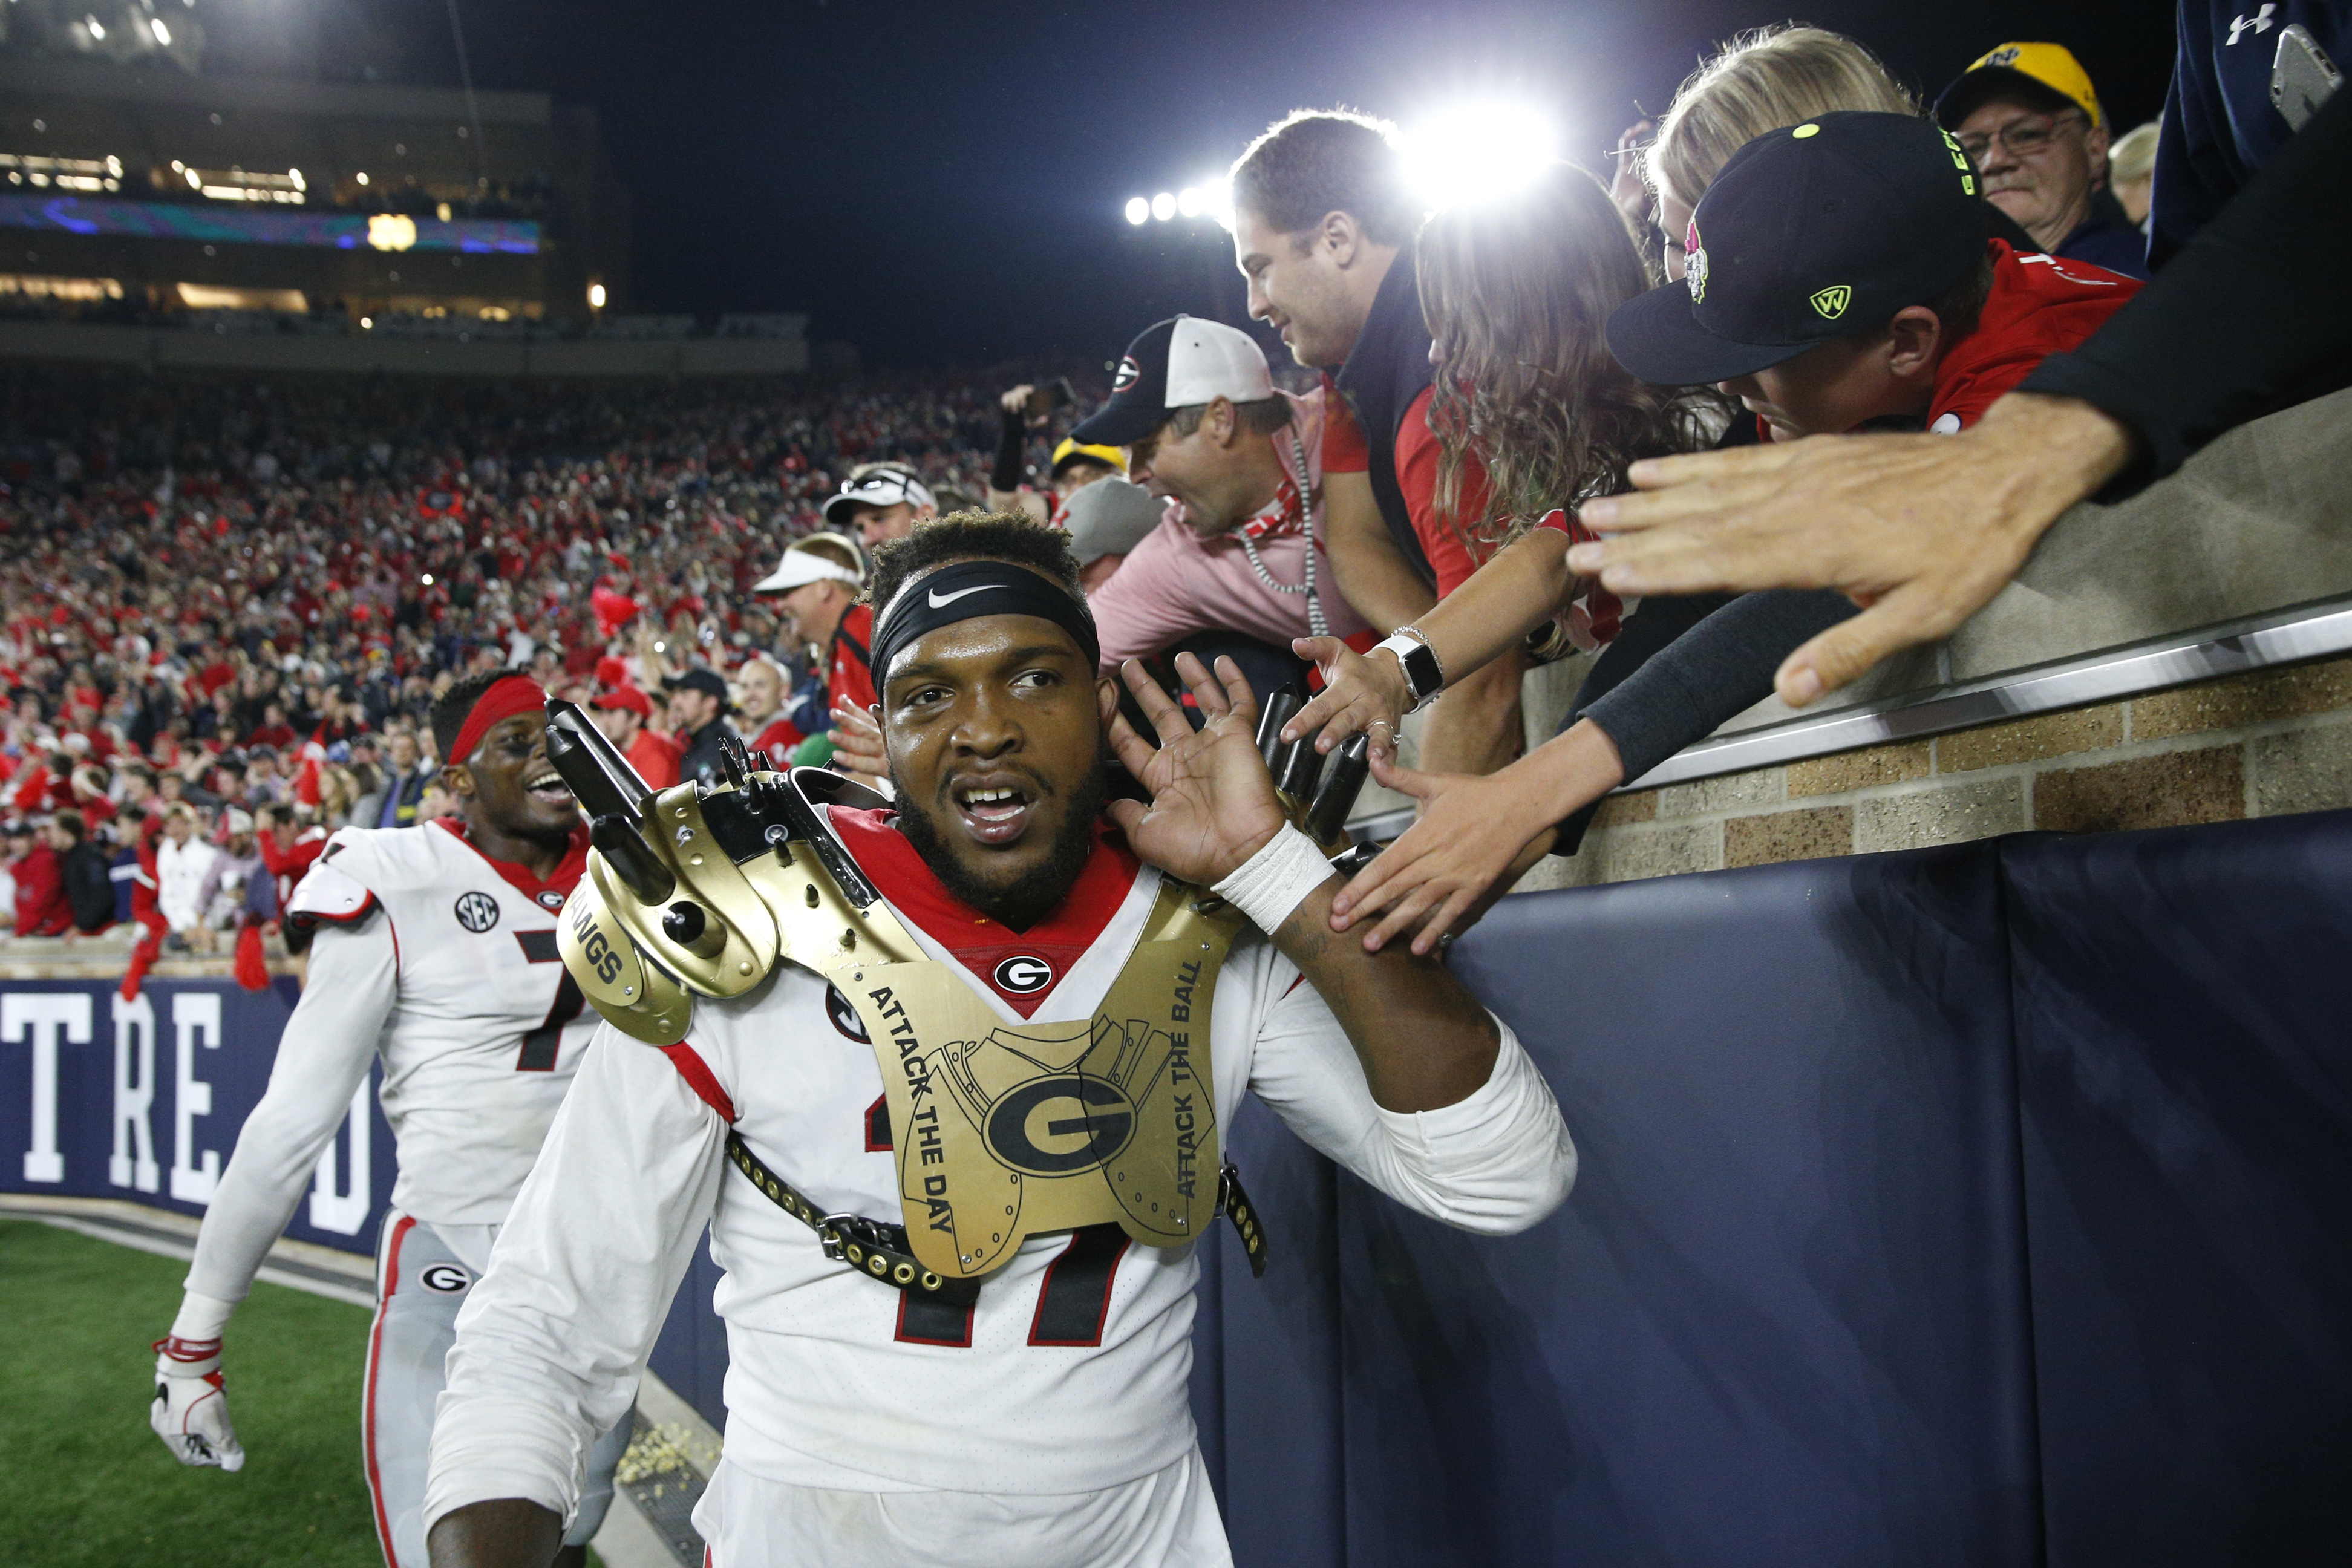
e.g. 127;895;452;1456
825;805;1142;1018
431;816;592;906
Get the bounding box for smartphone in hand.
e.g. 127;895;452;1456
1027;377;1076;419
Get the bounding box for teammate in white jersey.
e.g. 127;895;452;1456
425;517;1576;1568
148;671;626;1568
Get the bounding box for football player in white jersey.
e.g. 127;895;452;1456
147;671;627;1568
425;516;1576;1568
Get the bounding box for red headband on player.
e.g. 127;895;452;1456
449;675;548;765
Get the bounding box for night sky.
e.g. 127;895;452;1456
293;0;2169;367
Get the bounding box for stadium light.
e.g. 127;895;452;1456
87;16;105;39
1400;102;1558;210
356;171;370;186
151;18;171;44
1202;176;1234;229
587;281;607;309
1119;176;1232;229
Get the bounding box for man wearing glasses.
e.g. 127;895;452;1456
1938;42;2152;279
822;462;940;549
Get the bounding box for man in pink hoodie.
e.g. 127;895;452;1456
1074;315;1372;672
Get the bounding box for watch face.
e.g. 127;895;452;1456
1402;641;1442;698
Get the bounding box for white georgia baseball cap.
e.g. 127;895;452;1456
1071;314;1276;446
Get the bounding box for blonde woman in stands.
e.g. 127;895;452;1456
1644;27;1919;283
1289;26;1959;956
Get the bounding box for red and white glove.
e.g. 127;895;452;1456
150;1335;246;1471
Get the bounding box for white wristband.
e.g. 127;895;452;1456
1212;823;1336;934
170;1290;237;1344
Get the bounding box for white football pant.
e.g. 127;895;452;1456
367;1211;631;1567
692;1446;1233;1567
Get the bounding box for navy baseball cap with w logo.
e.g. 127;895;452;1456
1606;111;1993;387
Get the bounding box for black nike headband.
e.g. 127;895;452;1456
867;559;1102;695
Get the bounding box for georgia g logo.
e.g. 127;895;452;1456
993;955;1054;995
984;1074;1137;1175
420;1263;471;1293
826;984;869;1042
1111;354;1142;394
453;892;500;933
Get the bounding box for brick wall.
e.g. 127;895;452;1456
1516;653;2352;892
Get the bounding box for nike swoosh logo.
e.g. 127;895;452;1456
927;583;1002;608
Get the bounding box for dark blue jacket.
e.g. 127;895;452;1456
2153;0;2350;264
2056;189;2152;279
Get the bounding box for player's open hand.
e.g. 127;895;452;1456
1105;654;1287;888
1566;393;2135;707
151;1351;245;1471
1330;752;1558;955
1281;636;1408;760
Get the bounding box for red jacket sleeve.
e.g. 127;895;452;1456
1394;387;1496;599
1321;380;1371;475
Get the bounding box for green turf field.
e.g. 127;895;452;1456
0;1217;386;1568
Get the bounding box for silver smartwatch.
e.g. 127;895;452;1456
1371;627;1445;712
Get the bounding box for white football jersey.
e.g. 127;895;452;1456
430;810;1575;1527
682;882;1292;1496
185;819;597;1305
290;820;599;1226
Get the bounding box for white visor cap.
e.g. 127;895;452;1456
753;547;864;593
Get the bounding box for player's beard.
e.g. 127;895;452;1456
890;756;1108;933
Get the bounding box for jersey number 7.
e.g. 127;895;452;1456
515;931;587;1072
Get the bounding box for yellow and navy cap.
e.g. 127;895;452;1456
1604;113;1989;387
1050;437;1126;479
1935;42;2105;130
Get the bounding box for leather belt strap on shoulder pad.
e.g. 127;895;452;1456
724;1131;980;1308
1216;1161;1270;1278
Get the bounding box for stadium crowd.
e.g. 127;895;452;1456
3;13;2345;985
50;5;2345;1564
0;364;1074;965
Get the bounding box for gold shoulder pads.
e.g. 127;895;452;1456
557;780;781;1042
555;771;923;1043
558;874;694;1044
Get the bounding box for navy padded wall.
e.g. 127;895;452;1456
1207;1093;1350;1568
2002;813;2352;1566
1345;843;2040;1568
